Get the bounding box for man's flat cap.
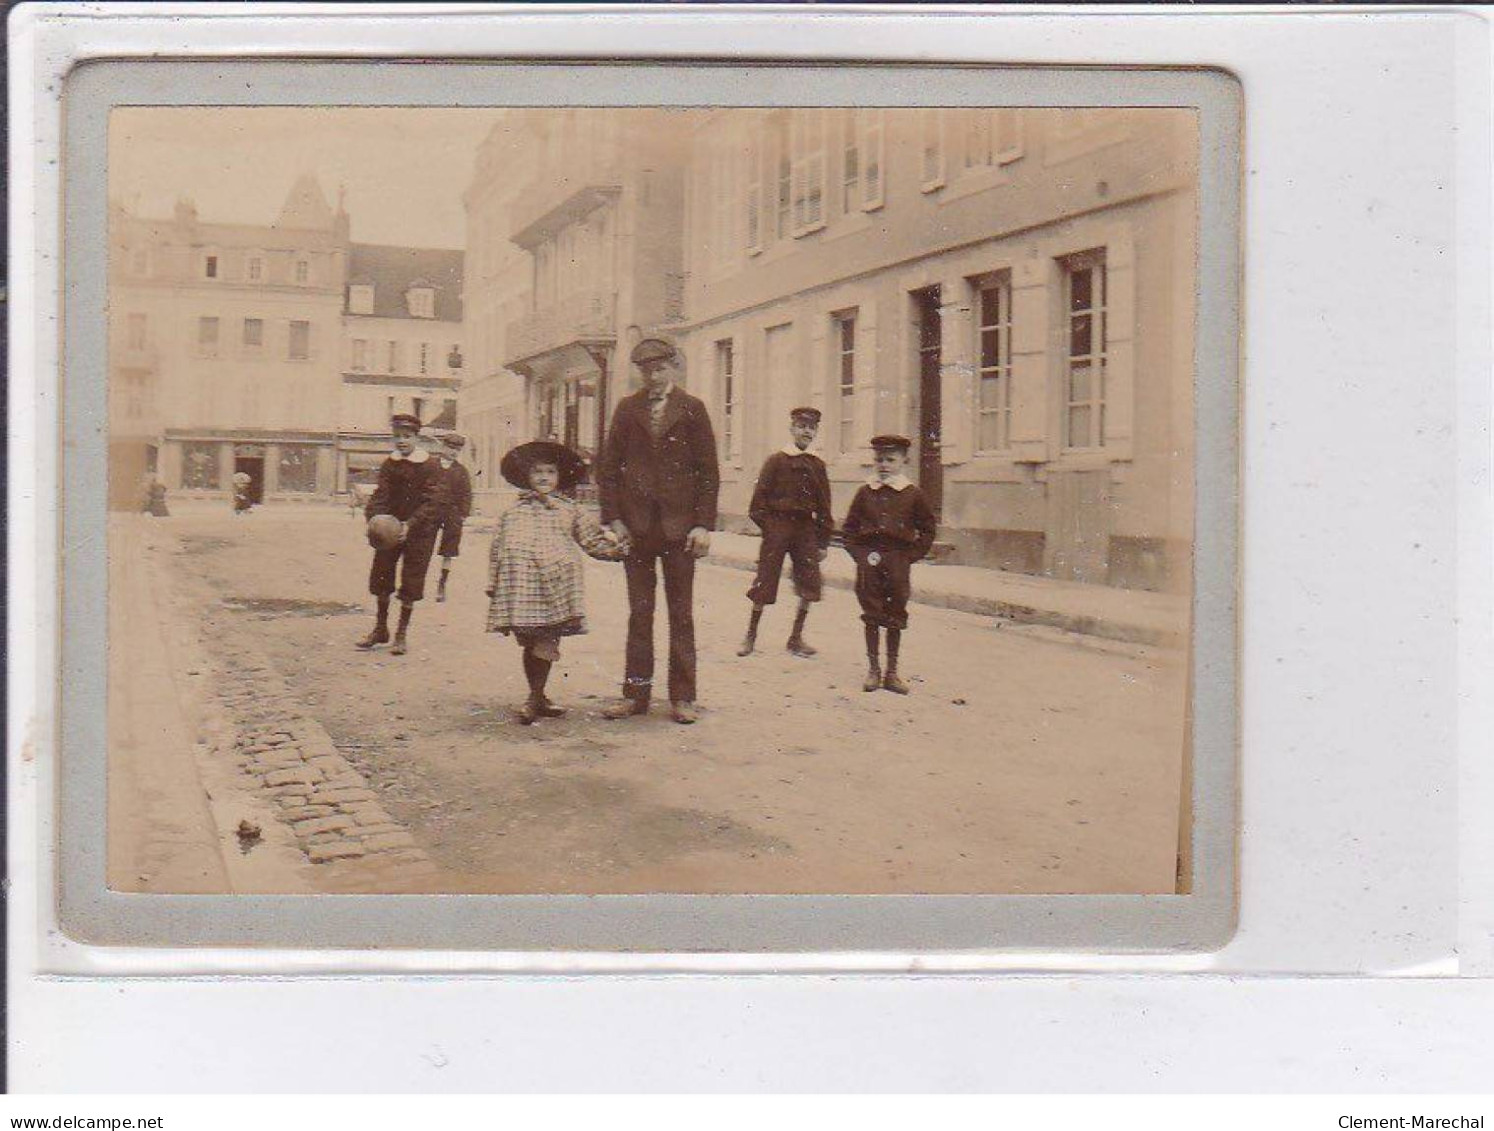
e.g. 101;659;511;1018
869;434;912;451
790;406;822;423
390;413;423;431
630;337;679;367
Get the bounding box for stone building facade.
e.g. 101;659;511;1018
463;107;1196;590
463;108;691;497
676;107;1197;591
108;175;465;505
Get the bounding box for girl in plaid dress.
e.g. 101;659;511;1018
486;441;623;724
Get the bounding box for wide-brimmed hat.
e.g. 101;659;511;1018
500;440;586;491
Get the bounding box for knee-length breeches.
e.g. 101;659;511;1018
746;516;823;605
436;519;463;559
369;526;439;603
853;547;912;630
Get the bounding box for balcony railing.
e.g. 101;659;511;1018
505;289;617;367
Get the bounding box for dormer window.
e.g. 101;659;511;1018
295;258;310;285
349;284;375;315
407;287;436;319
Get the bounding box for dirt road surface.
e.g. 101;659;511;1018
111;505;1189;895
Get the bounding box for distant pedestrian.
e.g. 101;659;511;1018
595;337;721;725
432;433;473;603
231;471;253;515
841;435;937;694
140;474;169;517
485;440;624;725
738;406;833;658
356;412;445;656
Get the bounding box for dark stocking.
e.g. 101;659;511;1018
885;627;902;672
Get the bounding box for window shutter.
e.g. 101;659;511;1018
860;111;885;210
1101;237;1136;457
996;110;1025;165
1008;257;1051;463
808;313;829;429
939;289;973;465
745;130;763;254
789;112;805;232
852;299;877;463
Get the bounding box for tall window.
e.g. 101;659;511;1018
349;284;374;314
963;110;995;170
921;109;945;189
387;340;401;373
1063;252;1108;450
790;110;826;233
242;317;264;350
861;110;885;209
716;339;736;459
840;109;859;214
744;130;763;253
197;316;219;357
294;258;310;285
288;320;310;361
204;254;218;279
711;145;735;267
126;313;147;350
352;338;369;371
420;342;430;375
408;288;435;318
975;277;1013;451
833;312;857;452
247;256;264;282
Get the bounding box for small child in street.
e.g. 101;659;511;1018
485;440;625;725
356;412;446;656
841;434;938;694
738;406;834;658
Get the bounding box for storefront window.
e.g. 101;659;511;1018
181;442;220;490
278;445;318;493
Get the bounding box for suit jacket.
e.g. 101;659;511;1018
597;387;720;543
437;459;473;523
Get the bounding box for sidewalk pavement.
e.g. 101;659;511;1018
704;532;1187;648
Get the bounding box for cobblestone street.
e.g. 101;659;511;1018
109;504;1190;895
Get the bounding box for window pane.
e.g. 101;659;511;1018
979;374;1004;411
243;318;263;346
1070;313;1092;358
278;444;318;493
841;318;855;351
1070;266;1092;312
1068;405;1092;448
182;442;220;489
1069;362;1092;402
981;328;1002;370
980;286;1001;327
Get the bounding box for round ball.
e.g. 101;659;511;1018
366;514;403;550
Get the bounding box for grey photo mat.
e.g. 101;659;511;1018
59;60;1240;956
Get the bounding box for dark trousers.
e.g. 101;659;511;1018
853;545;913;630
622;530;697;704
747;516;824;606
369;526;439;603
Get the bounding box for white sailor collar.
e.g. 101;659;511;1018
865;473;913;491
390;447;430;464
781;443;818;457
438;456;455;468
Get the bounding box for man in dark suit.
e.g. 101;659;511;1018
596;337;720;724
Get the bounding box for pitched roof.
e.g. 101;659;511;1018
275;174;335;230
346;243;464;322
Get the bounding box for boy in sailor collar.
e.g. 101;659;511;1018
841;434;938;694
356;412;446;656
738;406;834;657
432;432;474;603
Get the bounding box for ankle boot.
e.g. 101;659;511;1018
390;604;413;655
863;662;882;692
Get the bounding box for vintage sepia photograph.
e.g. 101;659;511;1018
105;103;1200;901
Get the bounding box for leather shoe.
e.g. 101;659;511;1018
670;701;698;725
355;627;390;650
882;671;910;695
863;666;882;692
602;698;648;720
786;636;817;657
